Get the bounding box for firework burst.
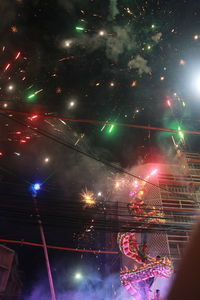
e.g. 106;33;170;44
80;189;96;207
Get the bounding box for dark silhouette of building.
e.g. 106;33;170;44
0;245;21;300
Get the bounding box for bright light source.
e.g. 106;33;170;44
131;81;137;87
108;124;115;133
74;272;82;280
64;40;72;47
167;99;171;107
81;189;96;207
150;169;158;176
179;59;185;65
29;114;38;121
194;34;199;40
76;26;84;32
33;183;41;191
28;93;35;100
99;30;105;36
178;126;184;140
8;85;14;91
194;76;200;92
3;103;8;108
69;101;75;108
44;157;50;163
97;192;102;197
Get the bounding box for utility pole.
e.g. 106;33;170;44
32;184;57;300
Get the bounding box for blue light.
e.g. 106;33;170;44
33;183;41;191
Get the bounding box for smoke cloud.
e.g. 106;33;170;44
24;273;133;300
77;25;135;62
152;32;162;43
58;0;89;12
128;55;151;75
0;0;17;33
108;0;119;20
106;25;135;62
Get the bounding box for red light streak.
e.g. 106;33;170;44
4;63;11;71
15;52;21;60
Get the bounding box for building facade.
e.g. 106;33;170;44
117;152;200;299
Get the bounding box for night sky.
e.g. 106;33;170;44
1;0;200;299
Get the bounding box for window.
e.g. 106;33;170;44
169;243;179;257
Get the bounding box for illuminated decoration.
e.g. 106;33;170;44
81;189;96;207
117;168;173;298
151;24;156;29
121;257;173;281
120;258;173;298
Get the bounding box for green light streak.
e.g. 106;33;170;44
76;26;84;31
178;126;184;140
28;93;35;100
109;124;115;133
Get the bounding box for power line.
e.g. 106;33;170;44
1;109;200;135
0;112;194;197
0;239;118;254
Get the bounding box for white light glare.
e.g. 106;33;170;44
74;272;82;280
64;40;72;47
44;157;50;163
99;30;105;36
69;101;75;108
8;85;14;91
193;75;200;92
